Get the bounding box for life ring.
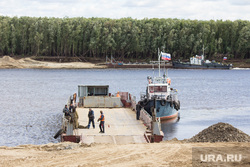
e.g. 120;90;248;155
54;129;64;139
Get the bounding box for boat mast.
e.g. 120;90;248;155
203;44;205;57
158;48;161;77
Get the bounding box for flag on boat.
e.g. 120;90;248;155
223;57;227;60
161;52;171;61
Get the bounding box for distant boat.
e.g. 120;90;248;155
105;55;172;68
172;55;233;69
173;45;233;69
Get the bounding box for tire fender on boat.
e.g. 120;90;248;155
167;95;171;101
139;101;144;106
173;100;180;111
170;101;173;108
143;99;149;106
160;99;167;106
157;107;160;112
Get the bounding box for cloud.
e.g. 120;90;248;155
229;0;250;6
0;0;249;20
123;0;160;8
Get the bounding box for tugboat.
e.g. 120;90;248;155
138;50;180;121
172;55;233;69
172;46;233;69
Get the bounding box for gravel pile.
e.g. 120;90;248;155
188;122;250;142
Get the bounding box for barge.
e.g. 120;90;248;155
55;85;164;144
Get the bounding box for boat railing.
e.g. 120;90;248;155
140;108;152;129
170;89;178;95
62;114;67;130
131;94;136;111
140;92;147;100
153;77;168;84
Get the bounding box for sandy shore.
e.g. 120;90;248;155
0;141;249;167
1;56;249;69
0;56;106;69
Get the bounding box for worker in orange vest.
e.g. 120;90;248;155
116;91;120;97
97;110;105;133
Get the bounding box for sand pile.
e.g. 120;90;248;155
0;56;106;69
0;56;23;68
188;122;250;143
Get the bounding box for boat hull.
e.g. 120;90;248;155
172;61;232;69
140;99;179;121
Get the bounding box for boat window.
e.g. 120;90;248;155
149;86;167;93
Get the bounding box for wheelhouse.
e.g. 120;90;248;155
147;83;170;100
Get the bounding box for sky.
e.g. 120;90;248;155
0;0;249;21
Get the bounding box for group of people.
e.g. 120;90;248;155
88;108;105;133
62;93;105;133
63;93;79;129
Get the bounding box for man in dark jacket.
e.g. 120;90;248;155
63;105;71;117
87;108;95;129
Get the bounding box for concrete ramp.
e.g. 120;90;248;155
75;108;147;144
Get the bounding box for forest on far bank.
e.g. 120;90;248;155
0;16;250;62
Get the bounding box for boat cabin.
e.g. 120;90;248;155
146;75;172;100
78;85;109;97
147;83;170;99
78;85;122;108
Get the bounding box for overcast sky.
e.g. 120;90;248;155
0;0;249;20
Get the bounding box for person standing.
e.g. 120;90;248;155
67;93;77;108
98;110;105;133
72;93;77;108
63;105;69;116
116;91;120;97
88;108;95;129
63;104;71;120
136;102;141;120
70;105;79;129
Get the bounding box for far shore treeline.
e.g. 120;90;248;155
0;16;250;61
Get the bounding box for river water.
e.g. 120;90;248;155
0;68;249;146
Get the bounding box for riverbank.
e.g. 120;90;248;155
1;56;250;69
0;141;249;167
1;122;249;166
0;56;106;69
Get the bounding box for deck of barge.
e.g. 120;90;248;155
75;108;147;144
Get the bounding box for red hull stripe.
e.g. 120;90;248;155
159;112;179;121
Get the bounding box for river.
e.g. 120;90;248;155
0;68;249;146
